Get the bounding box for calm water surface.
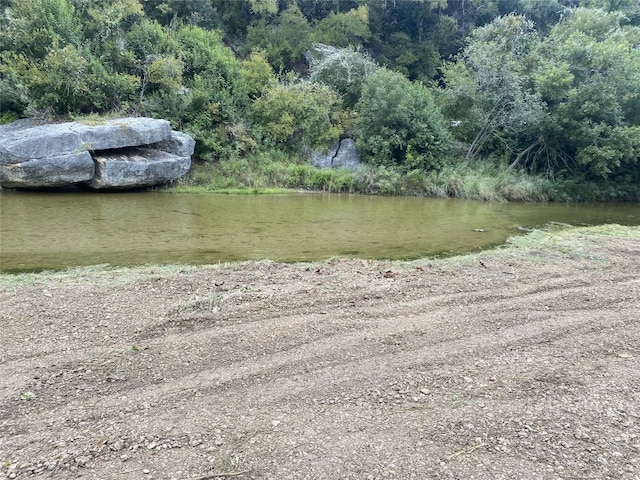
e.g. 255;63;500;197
1;190;638;272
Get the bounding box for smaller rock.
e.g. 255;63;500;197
88;147;191;189
74;118;171;151
152;131;196;158
0;151;94;188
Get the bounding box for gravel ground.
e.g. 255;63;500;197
1;226;639;480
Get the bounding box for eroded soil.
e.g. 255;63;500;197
1;227;639;479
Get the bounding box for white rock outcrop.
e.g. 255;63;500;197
0;117;194;189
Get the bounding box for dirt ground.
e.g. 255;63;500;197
1;226;639;480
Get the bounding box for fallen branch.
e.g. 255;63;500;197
447;443;487;460
194;469;251;480
118;468;146;475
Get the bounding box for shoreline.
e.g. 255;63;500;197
1;225;639;479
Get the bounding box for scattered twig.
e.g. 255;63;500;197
118;468;146;475
447;443;487;460
194;469;251;480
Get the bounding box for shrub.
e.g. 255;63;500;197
355;68;451;171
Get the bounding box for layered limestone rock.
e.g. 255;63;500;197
0;117;194;189
88;147;191;189
310;138;362;171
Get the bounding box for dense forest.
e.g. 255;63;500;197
2;0;640;200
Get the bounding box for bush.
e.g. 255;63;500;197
355;68;451;171
309;47;377;108
251;81;342;152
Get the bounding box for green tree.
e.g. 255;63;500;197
142;0;218;28
126;18;178;60
355;67;450;170
498;0;571;32
72;0;144;89
376;32;440;81
80;0;143;42
1;44;138;116
443;0;500;36
1;0;82;58
0;0;145;117
176;26;250;160
530;8;640;178
241;51;277;99
442;14;546;163
309;46;378;107
140;55;184;99
310;5;372;47
246;4;312;72
251;81;342;152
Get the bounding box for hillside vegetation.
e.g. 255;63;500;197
2;0;640;200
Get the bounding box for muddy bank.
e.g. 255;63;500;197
1;226;639;479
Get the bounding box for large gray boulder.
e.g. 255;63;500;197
311;138;362;171
0;117;193;189
0;118;171;162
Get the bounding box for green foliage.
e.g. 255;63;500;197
440;7;640;182
248;0;278;16
1;0;82;58
531;8;640;178
355;68;451;171
143;0;218;28
181;154;554;200
146;56;184;92
251;81;342;152
1;44;138;116
310;6;372;47
376;32;440;81
434;161;553;201
241;51;277;98
0;69;30;116
177;26;250;160
2;0;640;197
309;47;378;107
126;19;178;60
83;0;143;42
246;4;312;72
449;14;545;163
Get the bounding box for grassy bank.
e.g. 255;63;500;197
166;151;640;202
167;151;557;201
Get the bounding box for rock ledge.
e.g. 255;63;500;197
0;117;194;189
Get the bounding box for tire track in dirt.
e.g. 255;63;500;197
5;270;637;425
1;230;639;479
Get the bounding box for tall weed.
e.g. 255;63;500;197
174;154;561;202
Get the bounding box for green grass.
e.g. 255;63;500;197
0;263;202;288
506;224;639;249
160;147;640;203
166;185;293;194
167;151;558;202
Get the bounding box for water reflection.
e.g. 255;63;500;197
1;190;638;272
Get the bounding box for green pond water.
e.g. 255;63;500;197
1;190;638;272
